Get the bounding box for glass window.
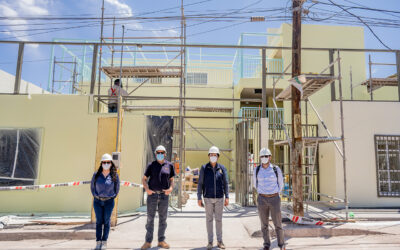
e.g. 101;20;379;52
375;135;400;197
0;128;41;186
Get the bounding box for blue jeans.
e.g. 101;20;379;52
93;198;115;241
145;193;169;243
108;104;117;113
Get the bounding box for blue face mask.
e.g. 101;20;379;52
156;154;165;161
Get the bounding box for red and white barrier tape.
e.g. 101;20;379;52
284;212;324;226
0;180;142;191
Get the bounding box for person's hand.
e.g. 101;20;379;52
163;188;173;195
198;200;204;207
224;198;229;206
146;189;155;195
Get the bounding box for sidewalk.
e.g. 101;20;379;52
1;193;400;249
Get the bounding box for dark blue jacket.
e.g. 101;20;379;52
91;172;120;198
197;163;229;200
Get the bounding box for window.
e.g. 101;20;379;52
186;72;207;85
0;128;42;186
133;78;162;84
374;135;400;197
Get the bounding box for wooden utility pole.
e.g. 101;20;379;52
291;0;304;216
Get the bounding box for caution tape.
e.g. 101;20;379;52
284;212;325;226
0;180;142;191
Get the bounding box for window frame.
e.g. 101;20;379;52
374;134;400;198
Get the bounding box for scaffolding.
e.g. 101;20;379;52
270;52;349;218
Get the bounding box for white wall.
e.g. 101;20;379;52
318;101;400;207
0;69;47;94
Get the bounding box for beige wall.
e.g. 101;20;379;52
318;101;400;207
0;94;146;213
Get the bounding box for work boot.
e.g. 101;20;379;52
263;247;269;250
207;242;213;249
101;241;107;249
140;242;151;250
280;247;286;250
158;241;170;249
217;241;225;249
95;241;102;250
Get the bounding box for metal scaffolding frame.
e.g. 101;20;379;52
5;37;400;214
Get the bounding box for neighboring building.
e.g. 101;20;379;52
0;69;47;94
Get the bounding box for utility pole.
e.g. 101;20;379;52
291;0;304;217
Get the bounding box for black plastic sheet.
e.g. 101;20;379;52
0;129;41;186
145;116;174;165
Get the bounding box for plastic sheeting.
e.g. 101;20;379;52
145;116;174;164
0;128;41;186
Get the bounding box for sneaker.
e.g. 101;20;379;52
280;247;286;250
141;242;151;250
95;241;102;250
157;241;170;249
207;242;213;249
217;241;225;249
101;241;107;249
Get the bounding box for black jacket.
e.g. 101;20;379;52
197;163;229;200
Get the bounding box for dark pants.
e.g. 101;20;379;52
93;198;115;242
108;103;117;113
145;193;169;243
257;195;285;248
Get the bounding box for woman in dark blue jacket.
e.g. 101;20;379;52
197;146;229;250
91;153;120;250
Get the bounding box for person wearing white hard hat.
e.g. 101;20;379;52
254;148;285;250
197;146;229;249
90;153;120;250
141;145;175;250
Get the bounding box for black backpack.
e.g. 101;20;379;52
255;164;279;189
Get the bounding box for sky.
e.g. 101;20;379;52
0;0;399;90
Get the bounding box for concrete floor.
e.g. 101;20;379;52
0;193;400;250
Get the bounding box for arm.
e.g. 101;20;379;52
223;167;229;206
143;164;155;195
115;174;120;196
253;167;257;189
277;166;284;193
197;166;205;207
223;167;229;198
164;178;174;195
90;173;96;197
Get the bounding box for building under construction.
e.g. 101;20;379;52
0;21;400;217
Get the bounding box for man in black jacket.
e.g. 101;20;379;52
197;146;229;250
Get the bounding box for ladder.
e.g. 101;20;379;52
303;142;318;202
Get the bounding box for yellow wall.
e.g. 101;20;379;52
318;101;400;207
0;94;146;213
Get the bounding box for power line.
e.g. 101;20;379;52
326;0;392;50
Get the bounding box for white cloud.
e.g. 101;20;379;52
105;0;132;17
0;0;49;47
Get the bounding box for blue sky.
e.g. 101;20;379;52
0;0;399;89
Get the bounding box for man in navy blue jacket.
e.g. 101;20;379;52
197;146;229;249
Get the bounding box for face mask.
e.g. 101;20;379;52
261;157;270;164
156;154;165;161
102;163;111;170
210;156;218;163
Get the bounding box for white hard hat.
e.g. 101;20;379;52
154;145;166;153
101;153;112;162
208;146;220;155
260;148;272;157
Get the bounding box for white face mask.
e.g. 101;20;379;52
261;157;270;164
210;156;218;163
102;162;111;170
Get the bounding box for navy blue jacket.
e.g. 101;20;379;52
91;172;120;198
197;163;229;200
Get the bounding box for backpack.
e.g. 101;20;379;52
255;164;279;189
